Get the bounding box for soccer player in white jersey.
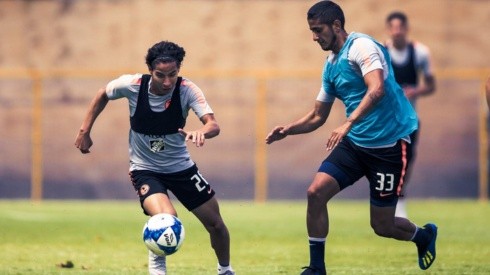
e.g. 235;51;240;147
75;41;235;275
385;11;436;218
266;1;437;274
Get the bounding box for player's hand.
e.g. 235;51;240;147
326;121;351;150
403;86;417;100
75;130;93;154
265;126;288;144
179;128;206;147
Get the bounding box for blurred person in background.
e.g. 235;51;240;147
486;77;490;109
266;1;437;274
75;41;234;275
385;11;436;218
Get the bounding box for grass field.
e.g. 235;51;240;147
0;199;489;274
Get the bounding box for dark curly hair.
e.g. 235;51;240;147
145;41;186;70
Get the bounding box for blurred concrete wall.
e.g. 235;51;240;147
0;0;489;200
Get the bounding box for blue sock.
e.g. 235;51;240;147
308;237;326;270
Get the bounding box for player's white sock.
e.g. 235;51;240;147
395;198;408;218
217;263;234;274
410;226;419;241
148;250;166;275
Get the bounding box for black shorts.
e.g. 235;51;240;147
318;134;415;207
129;164;215;213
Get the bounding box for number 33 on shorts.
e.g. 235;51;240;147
375;172;396;197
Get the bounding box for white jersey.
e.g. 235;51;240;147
385;40;433;78
385;40;433;108
105;74;214;173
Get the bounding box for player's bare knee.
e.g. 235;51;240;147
204;218;227;235
307;186;318;199
307;186;332;208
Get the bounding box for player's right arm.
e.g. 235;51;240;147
75;87;109;154
265;100;333;144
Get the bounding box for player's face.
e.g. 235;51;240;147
149;61;180;96
387;18;408;46
308;18;337;52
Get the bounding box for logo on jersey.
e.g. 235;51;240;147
379;192;393;197
149;138;165;152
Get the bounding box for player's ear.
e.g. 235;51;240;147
332;19;342;33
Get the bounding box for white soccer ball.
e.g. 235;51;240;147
142;213;185;256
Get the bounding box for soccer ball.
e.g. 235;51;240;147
142;213;185;256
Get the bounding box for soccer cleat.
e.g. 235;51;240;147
217;264;235;275
417;223;438;270
300;266;327;275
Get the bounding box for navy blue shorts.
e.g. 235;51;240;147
129;164;215;214
318;134;415;207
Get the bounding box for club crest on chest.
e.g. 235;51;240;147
149;138;165;152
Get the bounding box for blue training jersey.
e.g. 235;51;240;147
322;32;418;147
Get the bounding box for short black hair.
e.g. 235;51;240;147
307;0;345;29
145;41;186;70
386;11;408;26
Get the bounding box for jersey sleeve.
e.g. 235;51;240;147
181;79;214;118
105;74;141;100
321;58;337;99
349;37;384;76
414;42;434;76
316;84;335;103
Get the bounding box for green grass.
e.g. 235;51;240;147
0;199;489;274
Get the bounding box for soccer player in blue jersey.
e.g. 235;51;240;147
265;1;437;274
75;41;234;275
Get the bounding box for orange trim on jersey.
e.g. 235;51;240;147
397;141;408;196
132;76;143;85
181;78;208;106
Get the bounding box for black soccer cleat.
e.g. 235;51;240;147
417;223;438;270
300;266;327;275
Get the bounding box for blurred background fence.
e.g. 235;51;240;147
0;0;489;201
0;68;488;201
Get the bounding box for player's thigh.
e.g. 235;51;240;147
166;165;216;212
130;170;175;216
143;193;177;217
364;140;413;207
317;137;364;197
370;203;396;225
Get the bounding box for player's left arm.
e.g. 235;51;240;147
178;80;220;147
179;113;220;147
405;72;435;99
